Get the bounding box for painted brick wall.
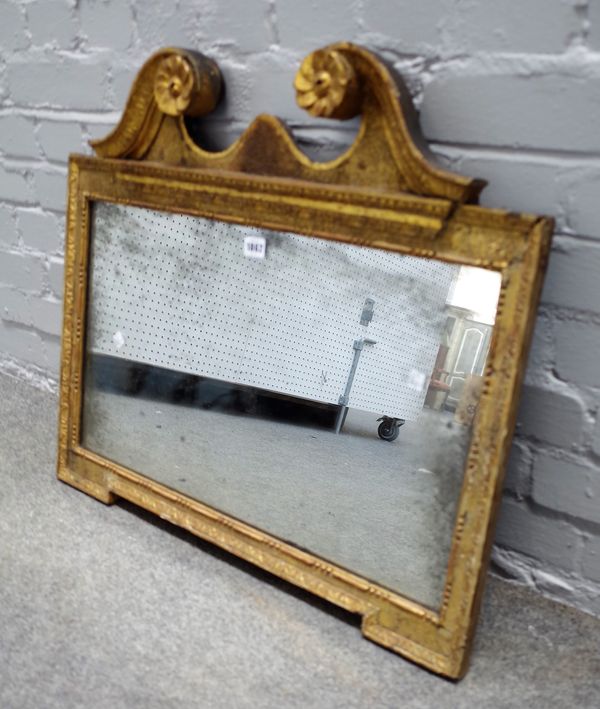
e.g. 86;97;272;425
0;0;599;616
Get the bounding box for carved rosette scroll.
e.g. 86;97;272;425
91;42;483;203
154;53;221;117
291;43;485;201
294;49;360;120
154;55;197;116
91;49;222;159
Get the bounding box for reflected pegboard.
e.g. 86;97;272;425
88;203;458;420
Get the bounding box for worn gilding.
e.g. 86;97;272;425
58;43;553;679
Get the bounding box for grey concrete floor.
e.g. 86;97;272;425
82;385;468;609
1;372;599;708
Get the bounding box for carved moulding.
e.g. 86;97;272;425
58;42;554;679
92;42;484;200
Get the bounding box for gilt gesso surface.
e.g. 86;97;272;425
57;43;554;678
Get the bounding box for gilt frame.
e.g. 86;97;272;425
57;43;553;678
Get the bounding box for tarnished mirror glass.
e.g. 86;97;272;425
82;201;501;609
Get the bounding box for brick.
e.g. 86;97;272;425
495;498;579;570
0;1;27;51
589;1;600;51
47;258;64;297
542;237;600;315
37;122;83;162
81;0;133;51
0;289;61;353
30;296;63;337
210;59;253;121
567;172;600;239
524;316;555;381
593;416;600;457
7;59;108;110
532;453;600;524
448;0;578;54
448;154;564;224
135;0;201;48
362;0;447;52
277;0;359;52
582;534;600;583
531;568;576;599
362;0;578;54
202;0;271;53
27;0;76;49
33;171;67;211
245;53;307;123
41;333;61;374
0;116;39;159
516;384;585;448
0;206;17;247
0;77;7;107
86;122;114;144
554;320;600;389
0;166;34;204
293;125;358;163
0;252;44;292
503;441;531;498
421;75;600;153
16;209;62;253
0;288;31;326
112;67;135;110
0;321;46;368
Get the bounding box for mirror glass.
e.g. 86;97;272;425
82;201;501;609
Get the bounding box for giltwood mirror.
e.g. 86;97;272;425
57;43;553;678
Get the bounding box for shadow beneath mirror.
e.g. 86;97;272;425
115;497;361;629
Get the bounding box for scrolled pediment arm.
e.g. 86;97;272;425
91;43;482;204
91;48;221;160
294;42;484;202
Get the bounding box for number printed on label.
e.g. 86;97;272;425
243;235;267;259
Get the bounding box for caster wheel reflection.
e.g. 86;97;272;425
377;420;400;441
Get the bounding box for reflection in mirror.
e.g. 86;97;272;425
82;202;501;609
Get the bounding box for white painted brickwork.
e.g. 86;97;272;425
0;0;599;616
